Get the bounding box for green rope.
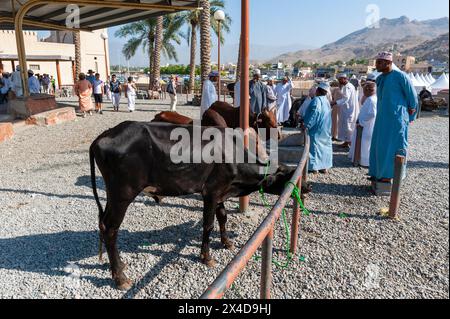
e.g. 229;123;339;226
252;163;311;269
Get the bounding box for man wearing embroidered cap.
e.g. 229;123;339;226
369;52;418;183
249;69;267;114
331;73;359;148
200;71;219;117
302;82;333;174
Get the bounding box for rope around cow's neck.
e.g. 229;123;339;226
254;162;311;269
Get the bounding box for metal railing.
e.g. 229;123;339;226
201;129;310;299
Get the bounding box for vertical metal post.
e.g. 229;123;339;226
260;228;273;299
71;60;76;85
353;124;363;167
389;155;406;220
239;0;250;213
290;179;302;255
103;38;109;80
55;60;62;90
14;7;30;97
217;20;221;98
11;60;15;71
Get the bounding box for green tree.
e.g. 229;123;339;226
182;0;231;93
115;14;184;88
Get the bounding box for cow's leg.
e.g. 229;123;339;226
102;200;133;291
216;203;234;250
200;197;217;267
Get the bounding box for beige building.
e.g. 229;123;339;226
393;54;416;72
393;53;432;73
0;29;110;88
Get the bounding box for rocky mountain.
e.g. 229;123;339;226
403;32;449;62
268;16;449;64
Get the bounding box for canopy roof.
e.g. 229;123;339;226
0;0;200;31
431;73;450;91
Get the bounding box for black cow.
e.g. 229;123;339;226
90;122;299;290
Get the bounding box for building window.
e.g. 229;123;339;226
30;64;40;71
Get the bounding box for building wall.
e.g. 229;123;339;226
0;29;109;87
393;54;416;72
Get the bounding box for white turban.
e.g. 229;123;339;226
253;69;261;76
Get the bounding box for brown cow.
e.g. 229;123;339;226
152;112;193;125
152;109;268;161
152;109;228;128
208;101;280;140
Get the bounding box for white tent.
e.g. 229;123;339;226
414;73;426;87
426;74;435;85
409;73;421;87
420;74;430;86
431;73;449;94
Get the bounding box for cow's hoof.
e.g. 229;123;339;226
222;240;235;250
201;257;216;268
115;277;133;291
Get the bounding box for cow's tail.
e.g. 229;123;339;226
90;144;105;262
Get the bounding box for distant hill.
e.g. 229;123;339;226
268;16;449;64
403;32;449;62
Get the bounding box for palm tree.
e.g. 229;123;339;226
183;0;231;94
73;31;81;80
115;14;184;88
199;0;212;92
153;16;164;89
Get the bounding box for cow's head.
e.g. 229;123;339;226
261;164;312;196
252;108;281;140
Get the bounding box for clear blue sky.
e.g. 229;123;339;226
105;0;449;65
219;0;450;47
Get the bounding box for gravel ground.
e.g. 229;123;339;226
0;97;448;299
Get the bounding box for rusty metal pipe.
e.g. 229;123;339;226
389;155;406;219
289;179;301;255
260;228;273;299
239;0;250;213
200;130;310;299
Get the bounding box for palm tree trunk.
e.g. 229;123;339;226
148;31;155;90
73;31;81;81
189;22;197;94
152;16;163;90
199;0;211;92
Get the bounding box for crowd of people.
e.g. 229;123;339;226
201;69;294;125
200;51;419;184
299;51;418;183
74;70;139;118
0;66;58;105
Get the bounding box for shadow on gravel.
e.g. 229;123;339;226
408;161;449;170
311;182;374;198
311;210;386;221
0;187;100;201
0;220;236;294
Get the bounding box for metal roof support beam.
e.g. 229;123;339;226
13;0;201;97
0;16;92;31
